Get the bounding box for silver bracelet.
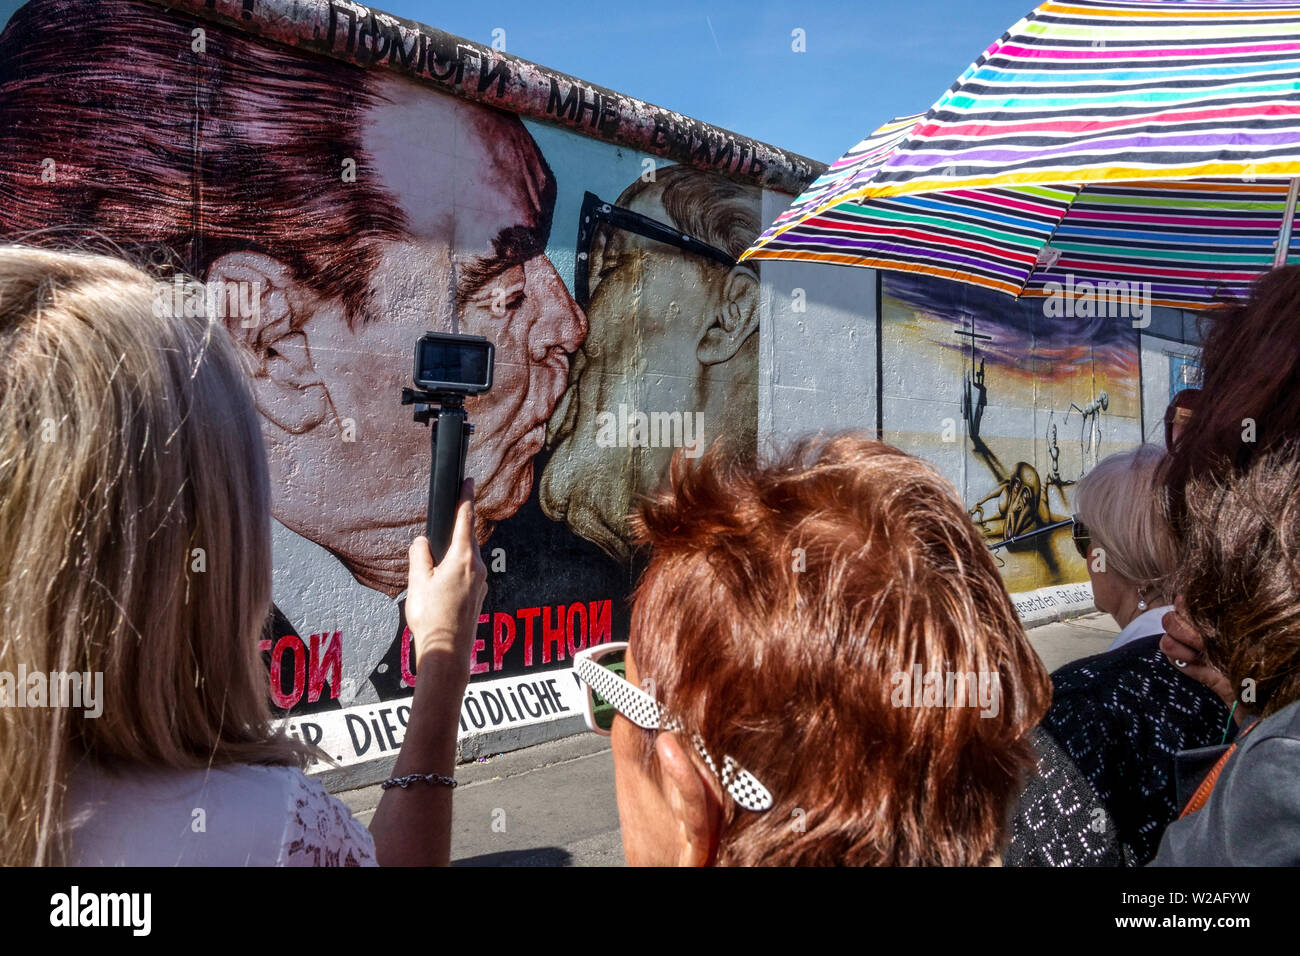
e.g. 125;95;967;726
381;772;458;790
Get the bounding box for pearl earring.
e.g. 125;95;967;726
1137;588;1148;612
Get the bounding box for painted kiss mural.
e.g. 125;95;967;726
880;272;1142;605
0;0;761;768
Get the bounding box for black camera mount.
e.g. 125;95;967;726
401;386;473;565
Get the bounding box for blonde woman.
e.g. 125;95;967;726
0;245;485;866
1043;445;1232;864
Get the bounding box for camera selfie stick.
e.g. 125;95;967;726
400;389;472;565
402;331;493;565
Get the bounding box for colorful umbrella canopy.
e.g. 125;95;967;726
743;0;1300;308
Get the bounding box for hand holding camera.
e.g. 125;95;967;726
405;478;488;679
399;330;495;674
401;331;494;564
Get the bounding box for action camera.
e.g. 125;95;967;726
412;332;494;396
401;332;496;563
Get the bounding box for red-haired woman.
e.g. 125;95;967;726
574;434;1052;865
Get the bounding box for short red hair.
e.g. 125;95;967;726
629;434;1050;865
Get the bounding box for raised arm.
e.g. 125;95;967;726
368;479;487;866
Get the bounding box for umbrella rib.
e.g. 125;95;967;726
1014;186;1081;299
1273;178;1299;268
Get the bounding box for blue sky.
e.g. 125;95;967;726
376;0;1041;164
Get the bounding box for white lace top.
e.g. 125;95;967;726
62;760;377;866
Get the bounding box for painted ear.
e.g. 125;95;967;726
697;265;759;366
204;252;329;435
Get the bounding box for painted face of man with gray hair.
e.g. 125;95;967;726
541;166;762;562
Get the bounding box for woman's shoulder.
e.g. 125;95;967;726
63;760;375;867
1153;700;1300;866
278;768;378;867
1049;634;1227;728
1042;637;1163;732
1004;727;1130;867
1050;634;1164;691
1222;701;1300;782
1050;634;1226;715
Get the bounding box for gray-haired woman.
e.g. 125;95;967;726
1042;445;1233;864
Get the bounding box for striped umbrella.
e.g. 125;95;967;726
743;0;1300;309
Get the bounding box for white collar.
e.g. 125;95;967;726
1108;603;1175;652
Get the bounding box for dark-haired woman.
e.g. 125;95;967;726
1153;266;1300;866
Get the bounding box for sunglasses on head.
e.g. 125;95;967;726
1071;515;1091;559
571;642;772;812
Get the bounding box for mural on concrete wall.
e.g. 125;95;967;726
541;171;760;562
881;272;1142;600
0;0;761;768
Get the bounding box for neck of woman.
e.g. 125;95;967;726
1114;589;1167;631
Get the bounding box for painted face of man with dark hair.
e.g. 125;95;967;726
214;76;586;596
0;4;585;707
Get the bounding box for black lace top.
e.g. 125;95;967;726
1041;634;1233;864
1005;727;1128;866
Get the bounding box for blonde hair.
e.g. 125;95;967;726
0;245;309;866
1076;444;1177;594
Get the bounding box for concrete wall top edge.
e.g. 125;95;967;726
147;0;828;195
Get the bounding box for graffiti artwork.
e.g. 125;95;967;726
542;170;760;562
881;272;1142;598
1;0;1140;773
0;0;767;769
